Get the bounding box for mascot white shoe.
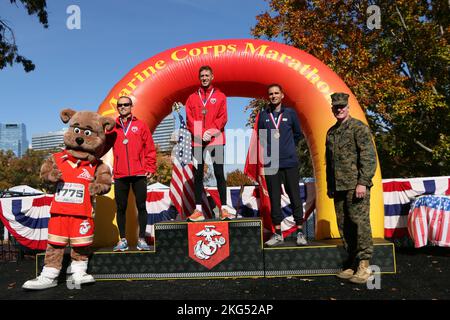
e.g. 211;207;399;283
66;260;95;285
22;266;59;290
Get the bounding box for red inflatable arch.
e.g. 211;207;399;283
97;39;384;239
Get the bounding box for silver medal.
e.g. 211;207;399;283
119;118;132;146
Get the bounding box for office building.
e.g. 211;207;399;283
0;123;28;157
153;114;175;152
31;129;66;151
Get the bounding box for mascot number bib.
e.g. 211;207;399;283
51;151;98;217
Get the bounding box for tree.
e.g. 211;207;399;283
0;148;55;192
9;149;55;191
153;149;174;186
226;169;255;186
252;0;449;178
0;150;16;190
1;0;48;72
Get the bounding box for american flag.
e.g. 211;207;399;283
169;111;213;219
407;195;450;248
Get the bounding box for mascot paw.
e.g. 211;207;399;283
48;168;62;182
89;183;106;196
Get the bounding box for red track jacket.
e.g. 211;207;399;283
105;116;156;179
186;86;228;147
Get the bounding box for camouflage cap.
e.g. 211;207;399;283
330;92;349;106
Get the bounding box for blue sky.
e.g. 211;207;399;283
0;0;269;164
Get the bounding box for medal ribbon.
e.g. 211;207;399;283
119;118;133;137
269;112;283;131
198;88;215;109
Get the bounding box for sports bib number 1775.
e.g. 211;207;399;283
55;183;85;204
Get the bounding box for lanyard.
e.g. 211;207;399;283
198;88;215;109
269;112;283;130
119;118;133;137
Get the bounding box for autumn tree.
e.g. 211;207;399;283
153;149;174;185
0;150;15;190
0;149;55;192
252;0;449;178
226;169;255;186
1;0;48;72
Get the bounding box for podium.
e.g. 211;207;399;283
36;218;396;280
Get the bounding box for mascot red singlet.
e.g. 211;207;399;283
50;150;98;217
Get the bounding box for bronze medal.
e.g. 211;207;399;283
269;112;283;140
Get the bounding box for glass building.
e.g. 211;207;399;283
0;123;29;157
153;114;175;152
32;129;66;151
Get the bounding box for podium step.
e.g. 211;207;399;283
36;218;396;280
263;238;396;277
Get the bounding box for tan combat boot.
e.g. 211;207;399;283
336;268;355;279
349;260;371;284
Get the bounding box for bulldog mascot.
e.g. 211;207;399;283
23;109;114;290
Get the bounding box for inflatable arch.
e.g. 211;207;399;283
97;39;384;240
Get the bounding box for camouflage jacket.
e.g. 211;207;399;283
325;117;376;195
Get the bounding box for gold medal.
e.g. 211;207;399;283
123;138;128;145
274;130;280;139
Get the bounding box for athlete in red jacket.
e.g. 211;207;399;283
105;96;156;251
185;65;230;221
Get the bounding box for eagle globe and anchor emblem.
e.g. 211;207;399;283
188;222;230;269
194;225;226;260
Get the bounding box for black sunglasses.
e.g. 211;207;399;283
117;102;132;108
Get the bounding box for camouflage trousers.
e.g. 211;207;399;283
334;189;373;264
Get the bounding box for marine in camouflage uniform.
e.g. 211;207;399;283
325;92;377;284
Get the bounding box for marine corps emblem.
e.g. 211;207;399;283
79;220;91;235
188;222;230;269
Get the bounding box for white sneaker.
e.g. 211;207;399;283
67;272;95;285
265;233;284;247
22;275;58;290
296;231;308;246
